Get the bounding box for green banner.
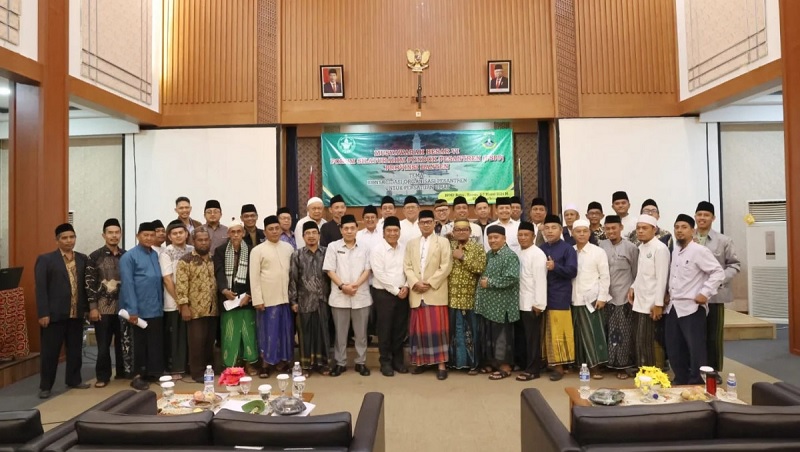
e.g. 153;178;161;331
321;129;514;206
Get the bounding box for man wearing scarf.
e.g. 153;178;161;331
213;218;258;377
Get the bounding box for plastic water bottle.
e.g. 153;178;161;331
203;365;215;396
579;363;591;399
292;362;302;379
726;373;737;399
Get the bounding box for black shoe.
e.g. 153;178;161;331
38;390;51;399
130;377;150;390
549;372;564;381
380;364;394;377
68;383;90;389
437;369;448;380
355;364;371;376
329;365;346;377
393;365;409;374
412;365;427;375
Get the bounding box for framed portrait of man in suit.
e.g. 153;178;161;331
320;65;345;98
487;60;511;94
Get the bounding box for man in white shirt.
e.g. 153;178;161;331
612;191;637;237
442;196;482;242
399;195;422;246
160;220;194;377
356;205;383;252
152;220;167;254
628;214;669;369
665;214;724;385
370;216;409;377
376;196;396;230
295;197;327;249
516;222;547;381
323;214;372;377
484;197;520;254
571;219;611;378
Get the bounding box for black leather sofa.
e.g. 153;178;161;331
522;386;800;451
752;381;800;406
0;389;153;452
43;391;385;452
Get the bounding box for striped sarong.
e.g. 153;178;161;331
572;305;609;368
544;309;574;366
632;311;657;367
449;308;480;370
222;308;258;367
706;304;725;371
257;304;295;365
409;304;449;365
604;303;634;369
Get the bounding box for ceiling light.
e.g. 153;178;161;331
0;87;10;96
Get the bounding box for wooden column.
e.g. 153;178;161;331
8;0;69;353
781;0;800;356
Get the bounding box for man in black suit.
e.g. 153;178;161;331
490;64;509;90
35;223;90;398
323;69;343;94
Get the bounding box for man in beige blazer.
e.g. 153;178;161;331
404;210;453;380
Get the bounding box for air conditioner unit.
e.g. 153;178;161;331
746;200;788;323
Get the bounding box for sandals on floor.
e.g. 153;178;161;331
479;366;493;374
318;367;331;376
592;373;605;380
516;372;538;382
94;381;108;388
467;369;479;376
259;368;271;379
489;370;511;380
616;372;629;380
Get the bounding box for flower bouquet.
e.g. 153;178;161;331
219;367;246;386
634;366;671;389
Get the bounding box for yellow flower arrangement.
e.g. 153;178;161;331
634;366;671;389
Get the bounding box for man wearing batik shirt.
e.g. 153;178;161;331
586;201;607;243
447;219;486;374
86;218;126;387
628;199;674;251
442;196;482;242
666;214;724;385
240;204;265;250
598;215;639;378
370;216;411;377
295;197;327;249
320;194;346;247
539;214;578;381
516;221;547;381
484;197;520;254
160;220;194;377
203;199;228;253
433;199;452;236
628;214;670;368
277;207;297;250
475;224;520;381
404;210;452;380
175;227;218;383
289;221;332;376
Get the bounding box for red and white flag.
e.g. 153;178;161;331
308;166;315;198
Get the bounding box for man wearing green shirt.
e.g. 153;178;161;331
475;224;520;380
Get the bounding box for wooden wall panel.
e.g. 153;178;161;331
160;0;257;126
280;0;555;124
575;0;679;117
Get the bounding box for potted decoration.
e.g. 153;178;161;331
634;366;671;402
219;367;246;393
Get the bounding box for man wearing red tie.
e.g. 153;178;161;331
323;69;343;94
490;64;509;90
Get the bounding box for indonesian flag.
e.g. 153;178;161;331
308;166;315;198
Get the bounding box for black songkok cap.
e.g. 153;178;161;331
604;215;622;225
494;64;503;70
695;201;715;215
587;201;603;212
496;197;511;206
486;225;506;236
55;223;75;237
612;191;629;202
641;199;658;210
362;205;378;216
404;195;419;206
302;221;319;233
474;195;488;206
341;214;357;226
102;218;121;231
263;215;279;227
276;207;291;216
510;196;521;205
138;222;155;233
329;194;345;206
381;196;395;207
544;214;562;225
518;221;535;232
166;219;186;233
530;197;547;207
151;220;165;230
241;204;257;215
675;214;696;228
418;210;434;219
204;199;221;211
383;216;401;229
434;199;448;207
453;196;468;206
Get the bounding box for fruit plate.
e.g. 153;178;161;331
588;388;625;406
192;394;223;407
269;396;306;415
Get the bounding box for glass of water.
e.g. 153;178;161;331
292;376;306;399
258;384;272;402
277;374;290;397
239;376;252;395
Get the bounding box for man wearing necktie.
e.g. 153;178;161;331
491;64;509;90
323;68;343;94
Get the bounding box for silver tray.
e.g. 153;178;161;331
269;396;306;415
588;388;625;406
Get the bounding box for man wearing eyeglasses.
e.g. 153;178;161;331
203;200;228;254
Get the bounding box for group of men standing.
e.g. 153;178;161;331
34;190;739;398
